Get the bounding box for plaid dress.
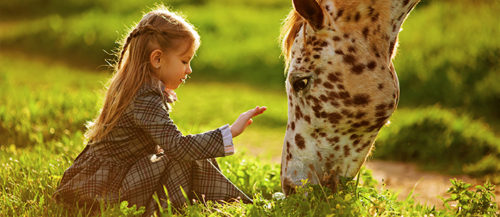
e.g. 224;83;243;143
53;83;252;215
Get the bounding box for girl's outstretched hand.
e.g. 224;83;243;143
230;106;267;138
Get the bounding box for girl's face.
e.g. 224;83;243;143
153;42;195;90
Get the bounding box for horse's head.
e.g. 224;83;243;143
280;0;419;195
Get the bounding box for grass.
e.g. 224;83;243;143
2;144;497;216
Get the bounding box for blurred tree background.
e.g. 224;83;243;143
1;0;499;182
1;0;498;118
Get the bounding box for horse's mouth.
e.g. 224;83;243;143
282;171;350;196
282;177;297;196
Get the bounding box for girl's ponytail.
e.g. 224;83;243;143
117;34;133;69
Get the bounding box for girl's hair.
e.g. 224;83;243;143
85;5;200;142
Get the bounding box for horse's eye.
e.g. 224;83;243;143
293;77;311;91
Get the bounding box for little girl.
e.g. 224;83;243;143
53;6;266;215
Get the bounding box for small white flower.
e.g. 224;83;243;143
272;192;286;200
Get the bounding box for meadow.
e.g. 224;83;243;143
0;0;499;216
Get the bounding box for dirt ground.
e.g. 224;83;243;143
365;160;500;208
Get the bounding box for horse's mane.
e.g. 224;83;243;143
280;0;327;72
280;10;305;72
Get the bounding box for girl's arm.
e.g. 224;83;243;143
133;91;227;161
132;90;265;161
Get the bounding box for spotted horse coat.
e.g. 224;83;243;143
280;0;420;195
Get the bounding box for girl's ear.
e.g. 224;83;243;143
150;49;163;69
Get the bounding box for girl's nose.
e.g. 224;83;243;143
186;65;192;75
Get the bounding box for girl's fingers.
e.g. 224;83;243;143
246;119;253;126
239;106;266;126
252;106;266;117
232;106;265;137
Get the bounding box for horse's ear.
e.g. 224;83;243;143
293;0;324;31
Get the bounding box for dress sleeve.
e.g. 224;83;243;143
132;91;230;161
218;124;235;155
